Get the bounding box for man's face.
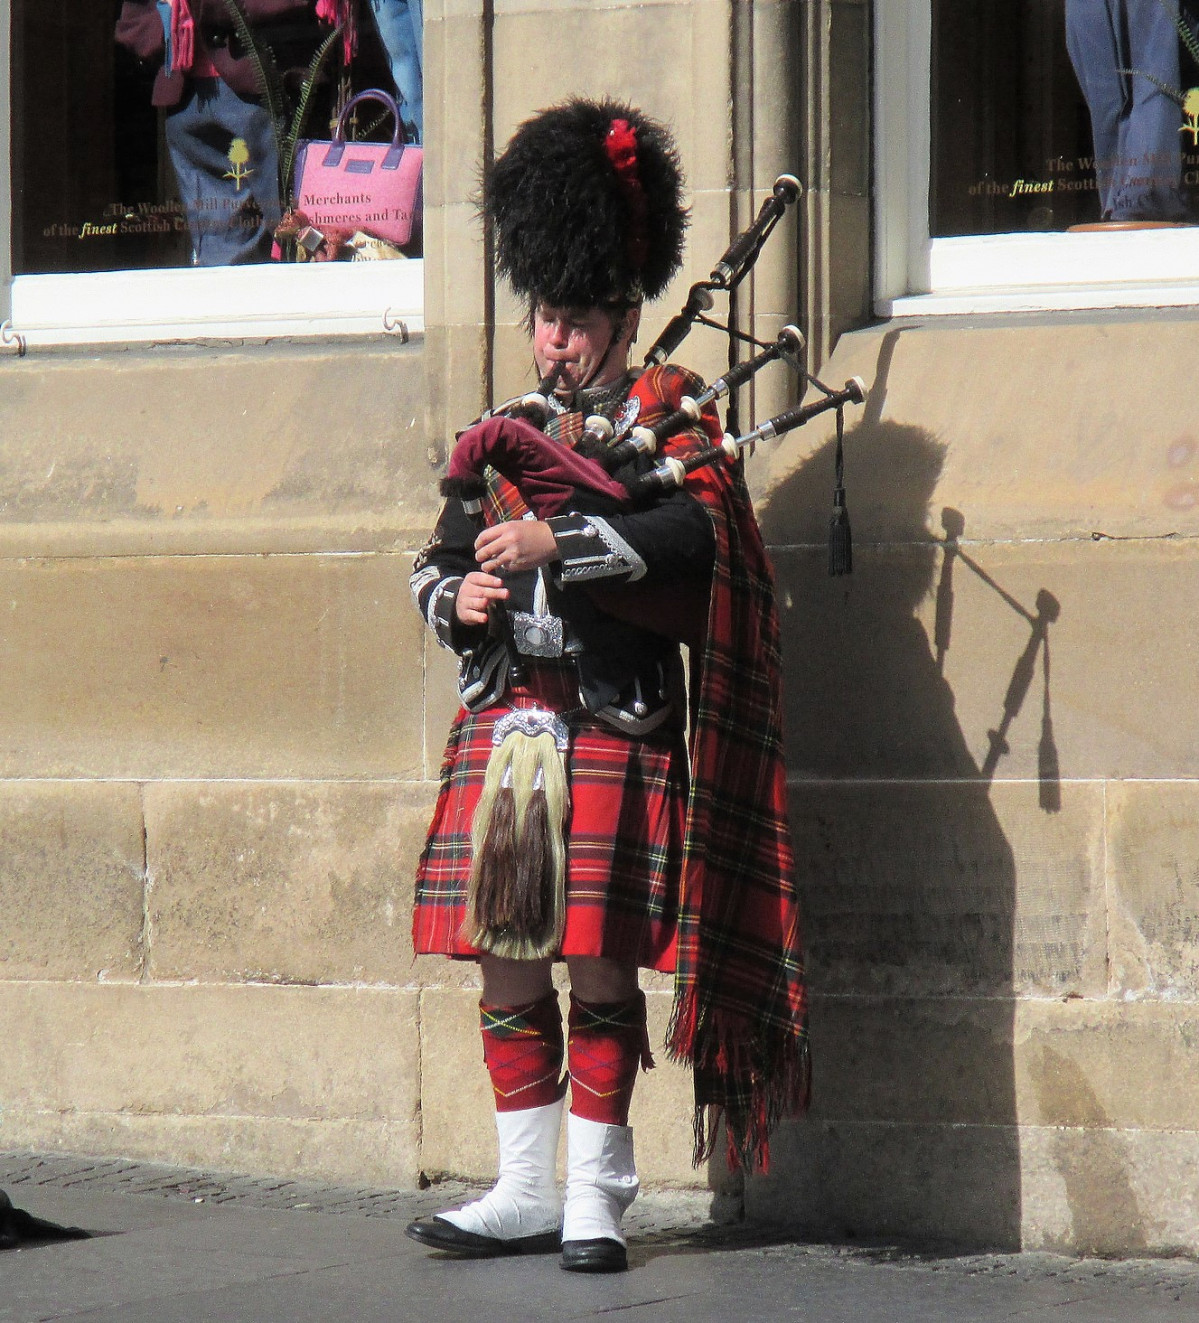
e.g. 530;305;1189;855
531;303;640;394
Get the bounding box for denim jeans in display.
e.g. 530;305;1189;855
1065;0;1187;220
165;77;281;265
367;0;423;143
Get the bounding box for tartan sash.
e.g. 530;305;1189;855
631;368;811;1173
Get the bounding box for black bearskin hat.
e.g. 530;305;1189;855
485;98;687;308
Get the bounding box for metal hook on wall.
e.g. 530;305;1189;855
382;309;409;340
1;321;28;357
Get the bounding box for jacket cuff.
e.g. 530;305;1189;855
426;575;465;649
547;514;647;584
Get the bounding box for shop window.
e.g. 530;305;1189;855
934;0;1198;236
877;0;1199;313
5;0;424;344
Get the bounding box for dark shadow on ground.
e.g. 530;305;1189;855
0;1188;90;1249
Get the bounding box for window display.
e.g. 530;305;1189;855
932;0;1199;236
10;0;423;276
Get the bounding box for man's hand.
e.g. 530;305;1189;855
454;572;509;627
474;521;559;576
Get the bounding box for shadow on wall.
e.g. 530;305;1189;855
1029;1047;1148;1256
735;402;1027;1248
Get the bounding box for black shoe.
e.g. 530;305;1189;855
560;1237;628;1273
405;1216;560;1258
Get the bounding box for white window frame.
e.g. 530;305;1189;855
875;0;1199;316
1;7;423;350
1;3;12;346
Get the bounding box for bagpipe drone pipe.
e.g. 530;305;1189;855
442;368;869;567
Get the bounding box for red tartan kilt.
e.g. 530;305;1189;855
413;664;684;971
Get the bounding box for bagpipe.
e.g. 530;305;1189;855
443;173;869;575
443;173;868;963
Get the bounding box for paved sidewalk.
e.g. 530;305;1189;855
3;1151;1199;1322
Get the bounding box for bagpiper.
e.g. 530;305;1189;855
406;98;810;1273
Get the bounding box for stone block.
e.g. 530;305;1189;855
790;779;1105;997
767;538;1199;782
492;3;715;182
754;408;944;551
755;318;1199;543
423;14;485;211
747;1114;1199;1254
1013;1000;1199;1132
1106;779;1199;998
145;780;438;985
436;204;489;328
491;323;539;407
492;282;528;336
745;1116;1025;1249
0;983;421;1184
806;995;1199;1133
1018;1123;1199;1256
806;995;1019;1128
828;0;870;198
744;360;801;457
418;987;497;1181
674;189;743;387
423;641;466;780
0;552;421;780
412;950;484;992
742;188;801;325
683;1;736;195
439;0;487;18
750;2;801;188
0;780;144;981
631;991;717;1190
420;324;449;459
926;541;1199;783
828;190;872;340
0;343;432;557
431;323;488;458
1;1112;416;1189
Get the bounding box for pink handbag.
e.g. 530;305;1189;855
293;90;423;247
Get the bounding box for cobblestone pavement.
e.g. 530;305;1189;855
2;1146;750;1259
4;1146;1199;1310
0;1149;721;1241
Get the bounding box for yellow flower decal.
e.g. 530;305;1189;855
1181;88;1199;147
224;138;253;191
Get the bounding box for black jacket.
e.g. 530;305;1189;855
411;452;715;733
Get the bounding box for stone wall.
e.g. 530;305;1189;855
743;312;1199;1254
0;340;439;1183
0;3;10;320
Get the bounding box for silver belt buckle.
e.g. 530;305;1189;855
512;611;564;658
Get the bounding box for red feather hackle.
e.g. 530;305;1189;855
605;119;649;273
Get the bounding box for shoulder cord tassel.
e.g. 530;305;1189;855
464;728;569;960
828;404;852;577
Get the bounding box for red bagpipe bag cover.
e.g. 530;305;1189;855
450;364;812;1172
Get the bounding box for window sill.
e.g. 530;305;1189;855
878;280;1199;318
6;260;424;348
